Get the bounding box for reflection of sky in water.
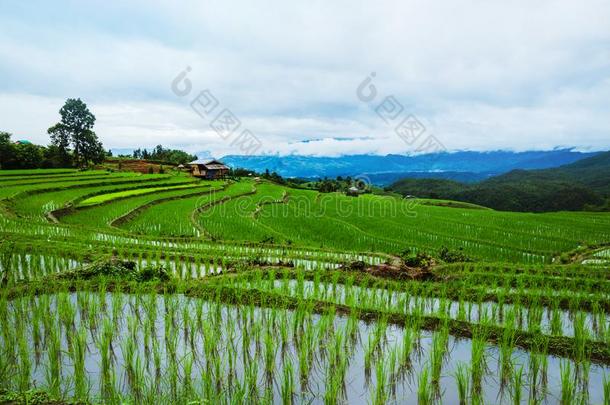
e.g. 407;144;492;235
3;292;607;404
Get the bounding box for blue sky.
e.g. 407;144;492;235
1;0;609;157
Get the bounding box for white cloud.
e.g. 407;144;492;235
0;0;609;155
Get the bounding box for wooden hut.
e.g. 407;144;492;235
188;159;229;179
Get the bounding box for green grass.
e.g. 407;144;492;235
0;170;109;184
0;168;78;176
200;182;288;242
78;182;202;206
0;172;146;199
414;198;490;209
122;181;253;237
62;183;217;229
5;176;184;220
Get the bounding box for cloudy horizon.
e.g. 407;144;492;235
1;0;609;157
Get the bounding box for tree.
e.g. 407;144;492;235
42;145;63;168
47;98;105;168
74;128;106;167
47;123;72;166
14;142;43;168
0;132;16;169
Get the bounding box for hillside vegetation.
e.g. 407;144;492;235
389;151;610;212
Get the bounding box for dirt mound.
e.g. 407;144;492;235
339;260;433;281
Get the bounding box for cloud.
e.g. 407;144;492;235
0;0;609;155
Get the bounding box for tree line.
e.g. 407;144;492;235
128;145;197;165
1;98;200;170
0;98;106;170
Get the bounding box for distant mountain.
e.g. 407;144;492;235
362;171;494;185
221;150;598;184
389;151;610;212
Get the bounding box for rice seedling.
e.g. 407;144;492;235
71;326;88;400
470;329;488;396
560;360;576;404
454;362;470;405
417;364;432;405
281;357;294;405
603;374;610;404
511;364;525;405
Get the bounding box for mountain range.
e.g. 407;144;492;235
221;149;599;185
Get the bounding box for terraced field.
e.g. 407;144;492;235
0;169;609;404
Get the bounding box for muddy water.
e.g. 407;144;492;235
3;292;608;403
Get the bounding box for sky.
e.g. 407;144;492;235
1;0;609;157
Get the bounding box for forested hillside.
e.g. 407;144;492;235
389;151;610;212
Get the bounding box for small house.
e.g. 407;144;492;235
188;159;229;179
346;186;361;197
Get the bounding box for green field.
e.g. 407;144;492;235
0;169;609;404
78;182;205;206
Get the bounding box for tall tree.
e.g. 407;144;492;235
47;98;105;168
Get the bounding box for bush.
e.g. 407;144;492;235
438;246;471;263
399;248;435;268
147;166;154;174
0;389;62;405
54;258;172;282
136;265;171;282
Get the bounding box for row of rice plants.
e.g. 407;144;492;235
0;168;78;176
1;284;608;404
436;262;610;281
3;174;609;264
0;171;154;199
244;187;610;262
200;182;291;242
122;181;254;237
0;171;111;186
77;182;205;206
61;182;220;229
10;177;193;220
230;267;610;343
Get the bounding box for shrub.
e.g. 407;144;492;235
399;248;435;268
54;258;172;282
136;265;171;282
438;246;472;263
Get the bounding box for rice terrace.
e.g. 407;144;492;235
0;164;609;404
3;1;610;404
